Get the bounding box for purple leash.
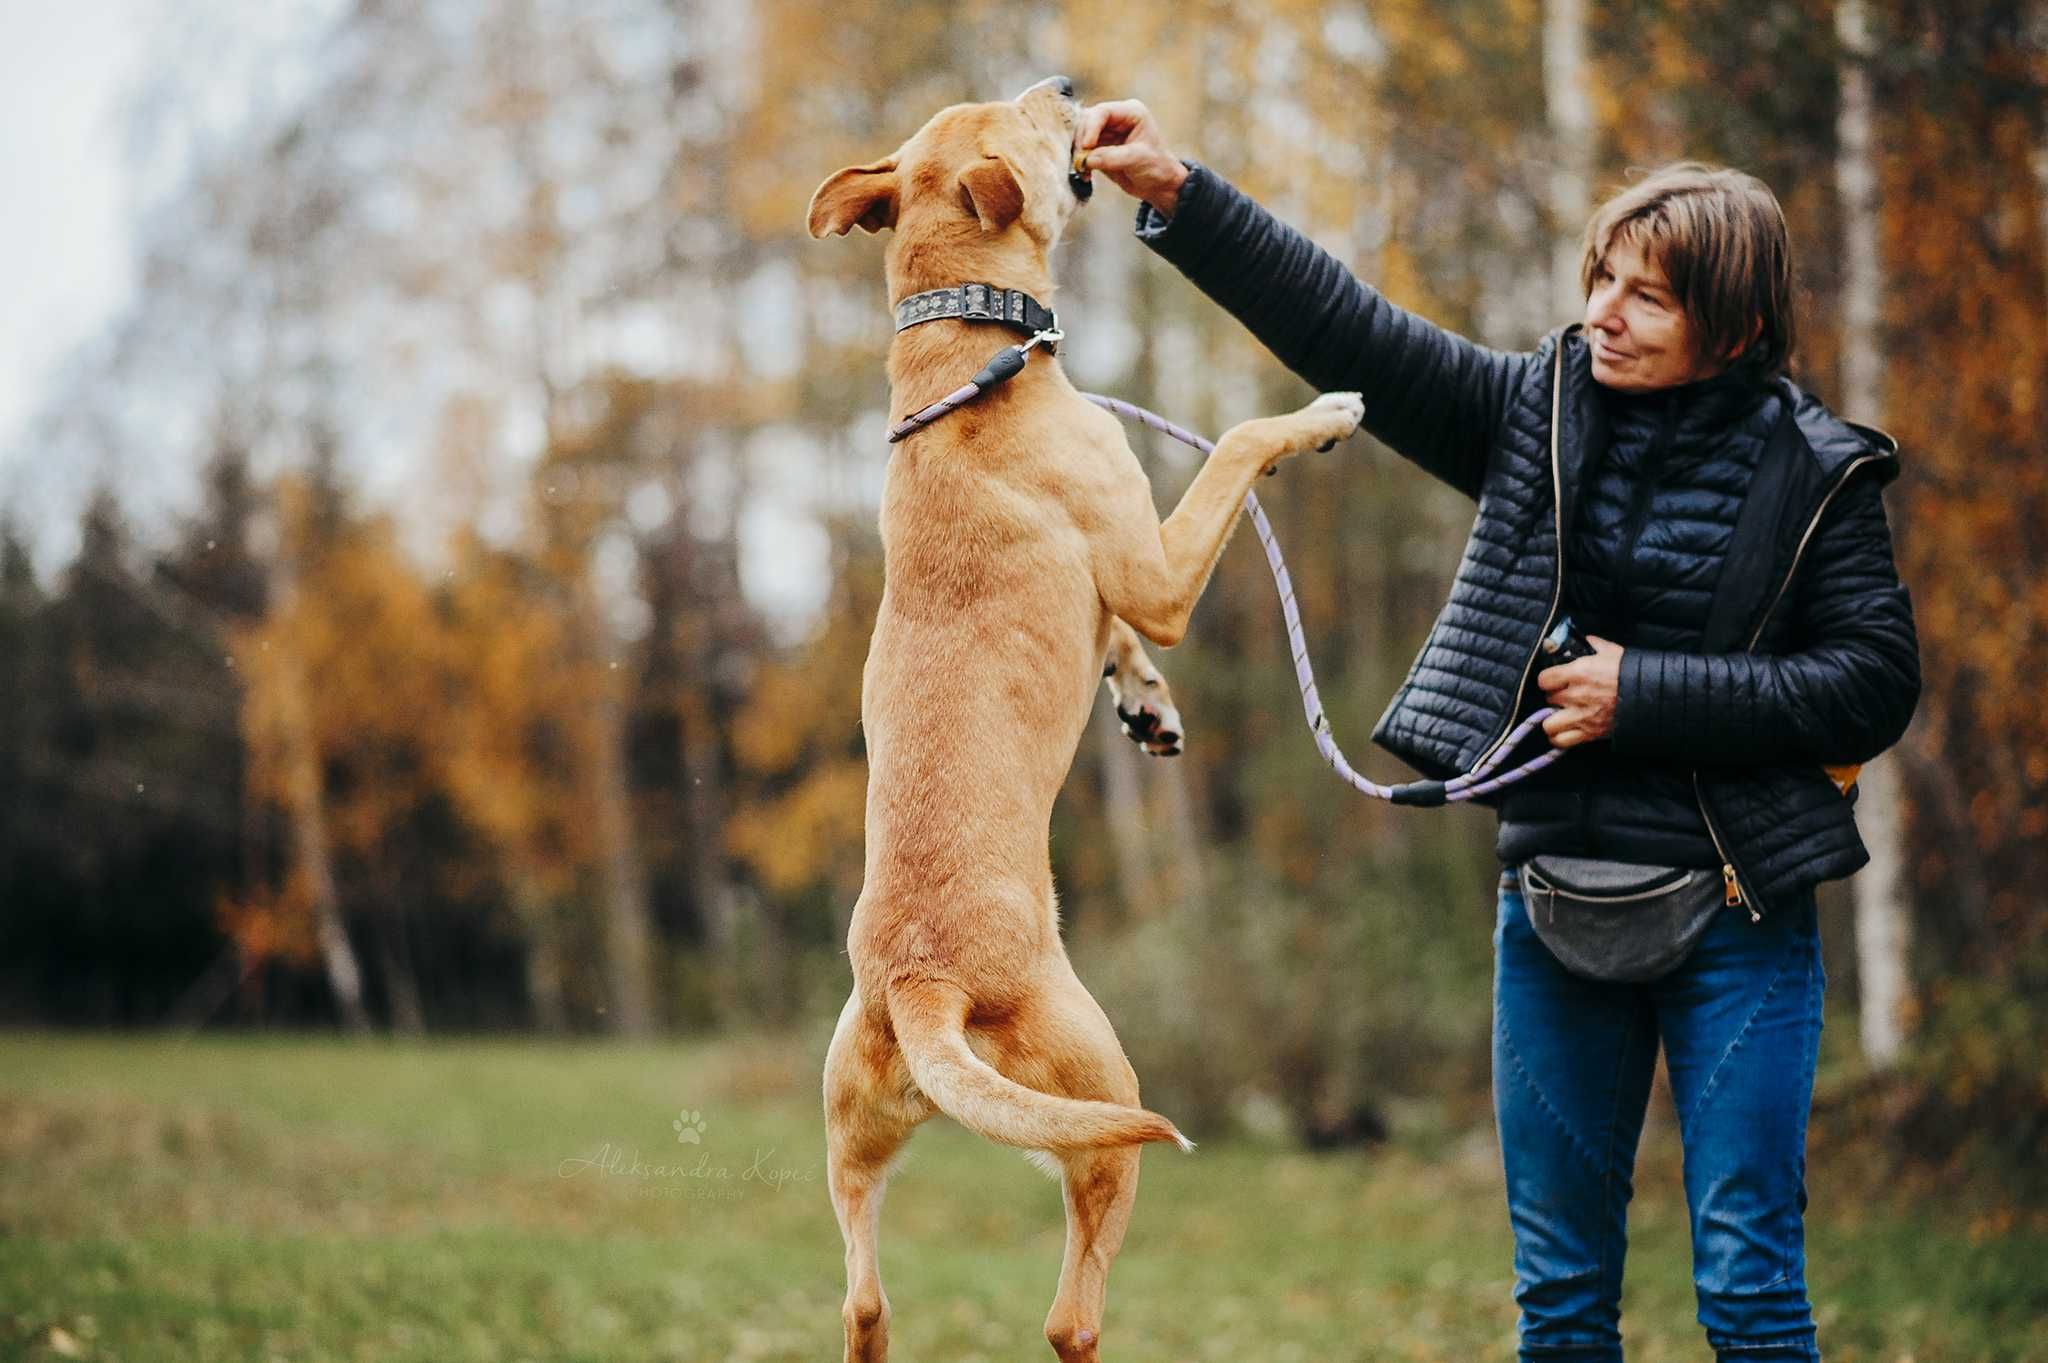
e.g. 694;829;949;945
889;381;991;443
889;328;1062;443
1078;392;1567;805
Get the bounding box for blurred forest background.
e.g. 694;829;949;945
1;0;2042;1193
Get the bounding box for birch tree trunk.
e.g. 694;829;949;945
1837;0;1912;1070
268;553;370;1035
1544;0;1594;322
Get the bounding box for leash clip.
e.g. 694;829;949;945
1020;321;1063;356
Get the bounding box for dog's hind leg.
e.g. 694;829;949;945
1015;969;1154;1363
1044;1142;1141;1363
824;989;927;1363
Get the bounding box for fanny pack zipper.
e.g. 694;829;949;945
1525;867;1697;903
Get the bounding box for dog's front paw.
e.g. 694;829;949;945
1116;700;1183;758
1306;390;1365;452
1104;617;1184;756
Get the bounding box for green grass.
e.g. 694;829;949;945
0;1031;2040;1362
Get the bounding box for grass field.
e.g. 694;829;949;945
0;1030;2041;1362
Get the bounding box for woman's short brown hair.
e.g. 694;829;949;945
1579;162;1795;377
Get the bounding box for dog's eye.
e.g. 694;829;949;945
1102;661;1117;678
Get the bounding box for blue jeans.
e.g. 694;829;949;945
1493;866;1825;1362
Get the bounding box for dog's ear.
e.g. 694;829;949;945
807;156;900;238
957;154;1023;234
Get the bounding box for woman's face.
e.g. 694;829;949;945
1584;235;1720;392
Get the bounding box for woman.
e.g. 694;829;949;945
1076;100;1921;1362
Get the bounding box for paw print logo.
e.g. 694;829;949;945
673;1109;708;1144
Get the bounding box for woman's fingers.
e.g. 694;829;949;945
1077;104;1110;149
1078;98;1155;151
1542;709;1583;744
1080;142;1150;174
1077;99;1185;214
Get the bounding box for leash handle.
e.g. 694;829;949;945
1080;392;1568;804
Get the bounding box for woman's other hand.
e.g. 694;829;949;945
1537;635;1624;748
1076;99;1189;218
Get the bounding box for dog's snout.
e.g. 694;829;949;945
1017;74;1077;102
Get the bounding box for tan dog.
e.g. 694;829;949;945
807;77;1363;1363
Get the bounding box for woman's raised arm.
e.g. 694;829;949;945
1080;100;1532;501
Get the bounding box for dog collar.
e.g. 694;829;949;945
894;282;1059;354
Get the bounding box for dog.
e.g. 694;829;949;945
806;76;1363;1363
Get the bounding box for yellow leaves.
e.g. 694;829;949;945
1366;7;1438;69
725;760;866;896
720;550;877;901
731;0;959;239
438;542;598;894
236;484;584;889
729;666;815;777
1875;92;2048;848
1376;238;1447;322
288;539;447;745
215;877;320;968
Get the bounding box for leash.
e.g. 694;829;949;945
1078;393;1567;806
886;298;1569;803
889;325;1063;442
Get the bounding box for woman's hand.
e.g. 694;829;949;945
1076;99;1189;218
1537;635;1624;748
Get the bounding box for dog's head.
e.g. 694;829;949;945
806;76;1091;258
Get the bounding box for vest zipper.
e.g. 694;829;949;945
1695;771;1756;921
1742;451;1890;651
1471;341;1568;772
1692;448;1891;923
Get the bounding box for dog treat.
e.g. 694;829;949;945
1071;146;1091;177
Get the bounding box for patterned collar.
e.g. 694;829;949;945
894;282;1059;353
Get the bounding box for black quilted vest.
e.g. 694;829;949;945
1492;363;1781;871
1370;325;1899;917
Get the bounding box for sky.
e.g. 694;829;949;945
0;2;841;636
0;2;887;639
0;1;143;463
0;1;347;548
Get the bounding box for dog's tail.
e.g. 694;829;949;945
887;980;1194;1154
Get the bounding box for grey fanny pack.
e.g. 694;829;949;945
1517;855;1727;982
